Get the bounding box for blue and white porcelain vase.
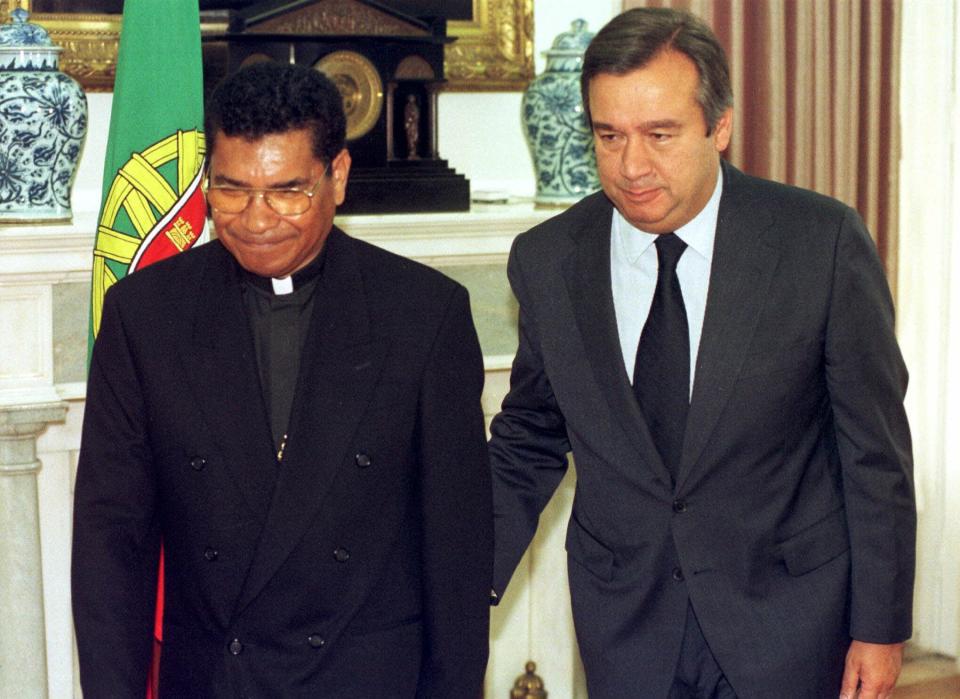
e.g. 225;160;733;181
522;19;598;206
0;8;87;222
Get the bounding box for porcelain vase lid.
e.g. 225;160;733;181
0;8;56;48
544;19;594;56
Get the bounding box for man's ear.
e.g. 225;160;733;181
713;107;733;152
331;148;351;206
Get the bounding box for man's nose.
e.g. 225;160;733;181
241;192;279;231
619;137;653;181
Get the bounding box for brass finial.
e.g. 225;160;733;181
510;660;547;699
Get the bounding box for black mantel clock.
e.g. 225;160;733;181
202;0;470;215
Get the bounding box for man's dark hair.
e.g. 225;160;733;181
205;61;346;167
581;8;732;135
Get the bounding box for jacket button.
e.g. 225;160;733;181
672;499;687;513
672;567;685;582
204;547;219;562
228;638;243;655
355;453;372;468
190;456;206;471
307;634;325;649
333;547;351;562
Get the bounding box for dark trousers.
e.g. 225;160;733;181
668;602;738;699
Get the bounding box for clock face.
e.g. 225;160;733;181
314;51;384;142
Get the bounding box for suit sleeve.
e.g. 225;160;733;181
488;238;572;598
72;287;160;697
825;208;915;643
415;284;492;698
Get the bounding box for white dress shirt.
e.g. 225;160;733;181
610;167;723;396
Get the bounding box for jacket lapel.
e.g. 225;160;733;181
235;228;388;614
676;163;780;490
563;194;674;486
185;243;277;521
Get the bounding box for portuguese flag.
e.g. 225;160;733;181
89;0;206;345
87;2;205;695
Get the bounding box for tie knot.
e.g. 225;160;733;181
655;233;687;272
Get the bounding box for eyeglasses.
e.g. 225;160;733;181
204;168;329;216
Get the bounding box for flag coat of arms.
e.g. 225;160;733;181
89;0;206;344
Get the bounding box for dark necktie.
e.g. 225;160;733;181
632;233;690;478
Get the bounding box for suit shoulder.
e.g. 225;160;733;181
103;239;222;307
733;167;856;223
723;165;878;267
513;191;611;256
337;229;464;305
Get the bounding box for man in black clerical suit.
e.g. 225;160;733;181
488;8;914;699
72;62;492;697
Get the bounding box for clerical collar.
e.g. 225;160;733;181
238;243;328;295
272;277;293;294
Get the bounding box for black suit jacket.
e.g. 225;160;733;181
489;163;915;698
72;228;492;698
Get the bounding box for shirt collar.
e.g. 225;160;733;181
238;241;328;295
613;165;724;264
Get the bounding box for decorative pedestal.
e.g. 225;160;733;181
338;160;470;215
511;660;548;698
0;401;66;697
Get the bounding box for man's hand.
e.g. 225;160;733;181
839;640;905;699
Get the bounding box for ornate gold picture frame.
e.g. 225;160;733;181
447;0;533;91
1;0;532;92
0;1;120;91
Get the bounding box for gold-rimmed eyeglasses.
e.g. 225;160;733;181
204;167;329;216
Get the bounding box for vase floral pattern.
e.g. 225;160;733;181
0;8;87;222
523;19;598;206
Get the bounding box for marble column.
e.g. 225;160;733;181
0;402;67;697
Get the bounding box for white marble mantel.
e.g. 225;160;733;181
0;202;586;697
1;200;557;277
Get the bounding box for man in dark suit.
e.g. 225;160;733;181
72;61;492;698
489;8;914;698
